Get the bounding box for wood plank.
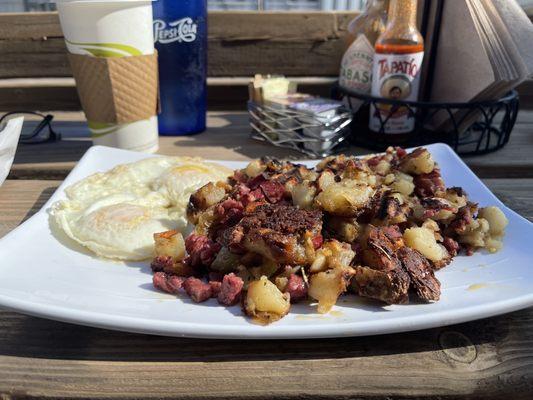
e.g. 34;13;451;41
0;11;354;79
0;10;531;110
0;306;531;399
0;76;531;111
0;12;63;39
484;179;533;221
0;179;532;399
0;180;60;238
7;111;533;180
0;76;335;111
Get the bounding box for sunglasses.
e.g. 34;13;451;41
0;111;61;144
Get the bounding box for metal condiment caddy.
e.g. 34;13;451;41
248;101;353;158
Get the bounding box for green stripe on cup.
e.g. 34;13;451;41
88;121;121;138
65;39;142;57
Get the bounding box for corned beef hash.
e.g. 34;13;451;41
150;147;508;324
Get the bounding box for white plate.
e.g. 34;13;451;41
0;144;532;339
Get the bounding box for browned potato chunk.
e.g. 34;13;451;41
187;182;226;224
342;168;378;187
308;267;355;313
245;159;266;178
310;240;355;273
444;187;467;208
375;159;391;175
193;207;217;236
315;181;374;217
274;276;288;292
457;218;490;248
400;148;435;175
244;276;291;324
326;216;360;243
153;230;185;261
390;172;415;196
317;170;335;191
403;227;447;262
291;181;317;210
478;206;508;236
316;156;336;171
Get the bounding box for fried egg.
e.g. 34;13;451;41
51;156;231;261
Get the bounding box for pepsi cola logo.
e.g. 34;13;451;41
153;18;197;44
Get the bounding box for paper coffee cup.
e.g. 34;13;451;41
56;0;159;153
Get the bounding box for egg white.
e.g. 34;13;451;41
51;156;232;260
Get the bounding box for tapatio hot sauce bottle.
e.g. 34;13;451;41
339;0;388;101
369;0;424;135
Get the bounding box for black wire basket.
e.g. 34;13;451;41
336;85;519;155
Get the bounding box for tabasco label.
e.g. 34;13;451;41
339;35;374;93
369;51;424;134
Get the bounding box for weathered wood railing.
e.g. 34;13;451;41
0;11;531;110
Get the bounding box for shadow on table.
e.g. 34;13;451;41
172;112;370;160
13;120;92;164
21;186;59;223
0;309;513;363
10;139;92;180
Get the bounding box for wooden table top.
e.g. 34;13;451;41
0;111;532;399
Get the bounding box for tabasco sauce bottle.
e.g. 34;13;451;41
369;0;424;134
339;0;388;98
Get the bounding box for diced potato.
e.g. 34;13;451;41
153;230;185;261
194;207;216;235
316;156;336;171
391;172;415;196
298;166;318;182
275;276;288;292
444;188;467;208
421;219;437;230
384;173;395;185
326;216;359;243
457;211;505;253
310;252;327;274
375;160;391;175
315;181;374;217
343;168;378;187
245;159;266;178
291;181;317;210
187;182;226;224
317;170;335;191
283;177;298;194
478;206;508;236
310;240;355;273
422;219;443;241
485;237;503;253
308;267;355;313
244;276;291;324
400;149;435;175
458;218;490;248
403;227;447;262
